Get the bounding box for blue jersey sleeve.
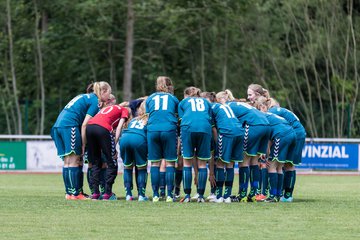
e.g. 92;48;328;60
173;95;179;114
86;94;100;117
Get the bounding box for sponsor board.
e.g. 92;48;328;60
299;143;358;170
0;142;26;170
26;141;125;172
27;141;62;172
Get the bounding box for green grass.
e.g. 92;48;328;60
0;174;359;240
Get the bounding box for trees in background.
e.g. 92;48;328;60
0;0;359;137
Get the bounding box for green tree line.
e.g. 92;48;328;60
0;0;359;138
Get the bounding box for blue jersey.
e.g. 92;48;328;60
146;92;179;132
122;118;147;139
264;112;294;140
211;103;243;136
178;97;212;135
268;107;306;137
53;93;99;127
228;101;269;126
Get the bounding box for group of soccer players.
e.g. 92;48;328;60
51;77;306;203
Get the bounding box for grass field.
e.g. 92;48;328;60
0;174;359;240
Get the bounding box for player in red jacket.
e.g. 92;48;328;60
86;104;129;200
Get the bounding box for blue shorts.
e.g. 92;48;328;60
217;134;243;163
51;126;82;158
269;131;296;163
243;124;269;156
292;133;306;165
180;130;211;160
147;130;178;162
120;133;148;168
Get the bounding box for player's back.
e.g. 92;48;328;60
146;92;179;132
54;93;99;127
212;103;243;136
178;97;212;135
268;107;305;135
88;105;129;131
264;112;294;139
228;101;269;125
122;118;147;139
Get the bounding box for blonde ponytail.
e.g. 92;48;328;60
156;76;174;94
93;81;111;107
224;89;235;101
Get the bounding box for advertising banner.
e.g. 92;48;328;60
0;142;26;170
27;141;62;172
26;141;125;172
299;143;359;170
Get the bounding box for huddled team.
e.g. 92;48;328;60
51;76;306;203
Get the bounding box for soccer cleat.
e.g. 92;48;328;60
138;196;149;202
166;196;174;202
239;197;248;203
264;197;278;203
65;194;72;200
280;196;293;202
247;195;257;202
209;196;220;203
256;194;267;202
81;192;90;198
191;193;200;200
126;195;133;201
206;193;216;201
74;193;90;200
91;193;101;200
224;197;232;203
102;193;117;201
230;195;240;202
108;194;118;200
152;196;160;202
214;197;224;203
197;197;205;203
181;196;191;203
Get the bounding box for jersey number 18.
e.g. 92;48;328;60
188;98;205;112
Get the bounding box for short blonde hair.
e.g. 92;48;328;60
225;89;235;101
216;89;235;102
253;96;271;110
216;91;227;101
